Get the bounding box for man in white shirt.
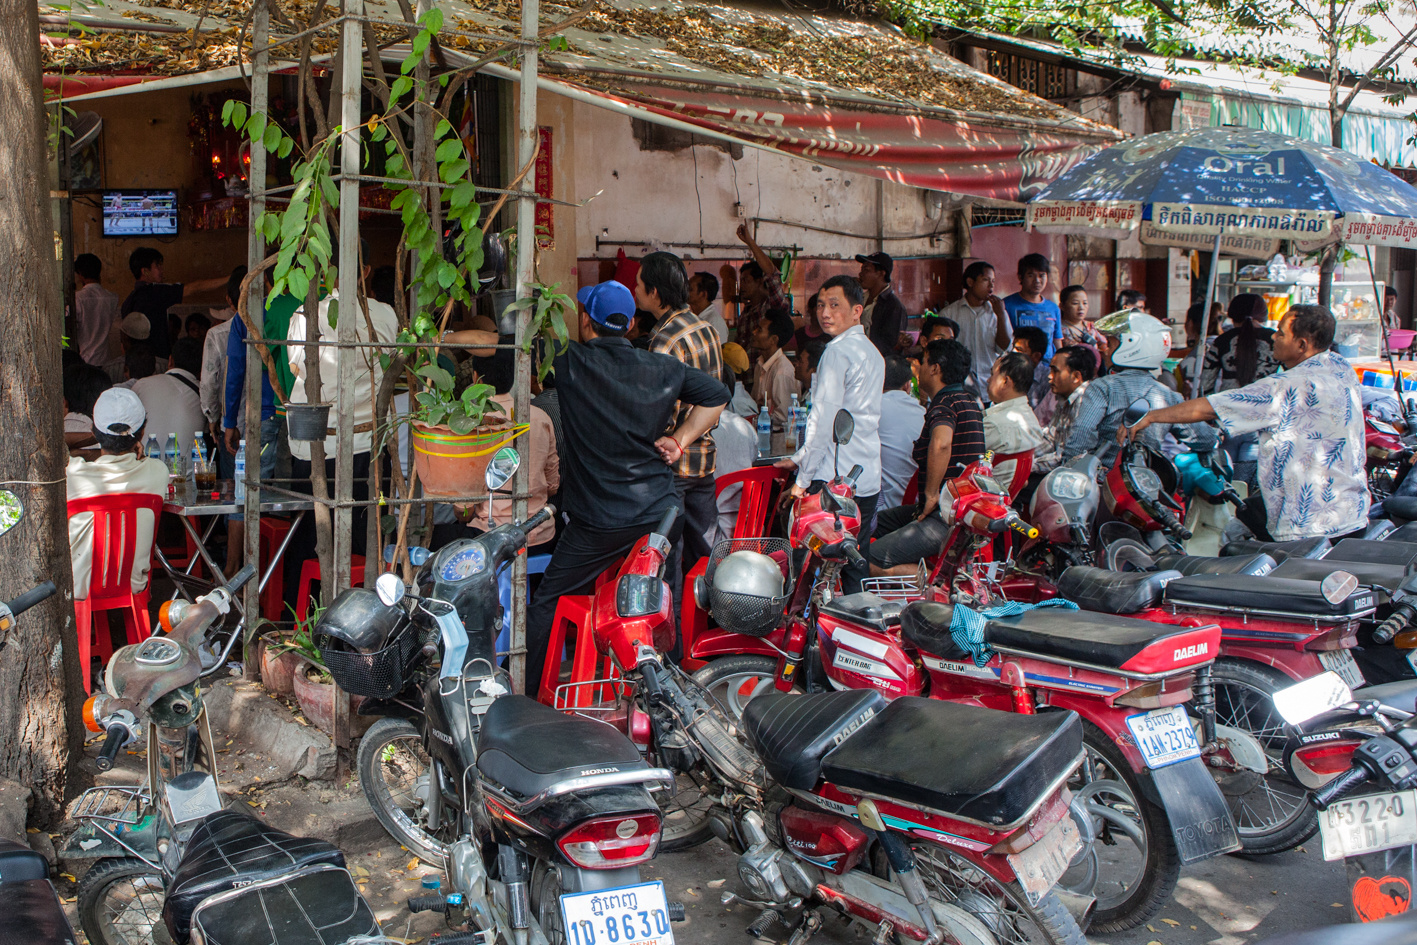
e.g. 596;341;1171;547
750;313;799;452
877;355;926;508
712;402;759;545
200;269;244;474
939;261;1012;397
778;275;884;591
66;388;169;601
983;351;1046;494
73;254;122;377
689;272;729;346
132;337;207;463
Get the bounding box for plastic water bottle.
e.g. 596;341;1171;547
757;405;772;457
163;432;180;478
234;440;247;503
795;398;808;450
189;442;202;483
785;394;800;451
144;434;160;462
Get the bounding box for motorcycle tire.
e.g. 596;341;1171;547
1076;724;1180;933
77;856;172;945
691;655;799;722
1209;659;1318;855
357;716;458;866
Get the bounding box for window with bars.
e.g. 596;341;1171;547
986;51;1074;99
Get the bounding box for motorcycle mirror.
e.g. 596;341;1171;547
485;446;521;492
0;491;23;538
832;410;854;447
1272;671;1353;725
375;573;407;607
1121;397;1150;428
1320;570;1359;605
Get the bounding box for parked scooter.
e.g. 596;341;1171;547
347;449;681;944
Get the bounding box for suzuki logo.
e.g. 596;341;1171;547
1174;643;1208;661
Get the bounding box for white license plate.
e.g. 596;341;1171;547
1008;815;1083;906
1126;705;1202;769
1319;650;1366;690
1318;790;1417;861
561;880;676;945
1407;649;1417;677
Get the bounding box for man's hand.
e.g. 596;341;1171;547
654;436;683;465
919;493;940;521
1116;414;1152;445
988;294;1007;317
224;427;240;454
736;223;753;246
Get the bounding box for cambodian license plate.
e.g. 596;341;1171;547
1319;650;1366;691
1008;814;1083;905
1126;705;1202;769
1319;790;1417;861
561;880;676;945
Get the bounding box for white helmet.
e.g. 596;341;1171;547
1095;309;1171;371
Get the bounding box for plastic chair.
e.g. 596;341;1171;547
993;450;1035;502
901;470;919;506
259;518;294;622
535;552;630;705
68;493;165;693
496;553;552;656
294;555;367;622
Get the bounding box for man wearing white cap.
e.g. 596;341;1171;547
66;389;168;601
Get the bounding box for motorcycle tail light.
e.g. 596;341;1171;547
558;814;662;869
1113;674;1194;709
1304;626;1358;652
1292;739;1363;788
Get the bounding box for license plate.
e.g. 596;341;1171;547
1319;791;1417;861
1008;815;1083;906
1126;705;1202;769
561;880;676;945
1407;649;1417;677
1319;650;1366;690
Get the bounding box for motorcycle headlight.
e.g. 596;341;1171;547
1049;470;1092;501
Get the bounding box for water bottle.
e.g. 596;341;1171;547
144;434;160;462
189;442;203;483
234;440;247;503
795;398;808;450
785;394;800;451
756;405;772;457
163;432;180;478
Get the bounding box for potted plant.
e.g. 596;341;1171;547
257;622;303;696
271;599;371;735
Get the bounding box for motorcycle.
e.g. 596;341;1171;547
346;448;682;945
70;563;390;945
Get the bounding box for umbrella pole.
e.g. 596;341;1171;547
1365;244;1414;425
1191;231;1223;396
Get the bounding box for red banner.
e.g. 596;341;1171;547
535;126;554;251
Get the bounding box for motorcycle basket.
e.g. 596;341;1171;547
316;620;420;699
704;537;793;638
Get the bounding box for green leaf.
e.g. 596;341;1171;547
448;414;477;435
448;180;476;210
390;75;413;99
416;364;454;390
231;101;248;129
222;100;235;123
263;124;283;154
327;298;339;328
439;158;469;184
288;268;310;302
245;111;267;141
421;7;444;33
436;264;456;289
412;31;431;56
435;118;453;139
435;139;463;162
276;136;294;160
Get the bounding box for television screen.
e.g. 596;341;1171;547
102;190;179;237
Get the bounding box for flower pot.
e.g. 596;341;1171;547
292;663;368;736
411;420;518;499
286;403;332;441
260;638;303;696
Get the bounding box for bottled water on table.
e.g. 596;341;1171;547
756;405;772;456
234;440;247;503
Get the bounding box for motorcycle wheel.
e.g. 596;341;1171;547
357;717;459;866
906;841;1086;945
1209;659;1317;854
691;655;798;721
530;860;566;945
1073;725;1179;932
77;856;172;945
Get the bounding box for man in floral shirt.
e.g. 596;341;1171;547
1120;305;1368;541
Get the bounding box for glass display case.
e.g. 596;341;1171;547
1221;277;1383;360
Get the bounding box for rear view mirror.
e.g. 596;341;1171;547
486;446;520;492
832;410;854;447
1122;398;1150;428
1273;671;1353;725
375;573;407;607
0;491;23;538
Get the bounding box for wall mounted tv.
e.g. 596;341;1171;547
101;190;179;237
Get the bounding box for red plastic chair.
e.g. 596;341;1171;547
993;450;1035;502
259;518;294;621
294;555;367;622
901;470;919;507
536;553;629;705
68;493;164;692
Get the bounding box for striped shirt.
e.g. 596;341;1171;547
914;385;985;496
650;307;725;478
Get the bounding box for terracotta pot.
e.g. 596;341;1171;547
260;639;303;696
411;420;516;499
292;663;368;736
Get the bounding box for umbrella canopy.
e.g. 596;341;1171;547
1026;127;1417;250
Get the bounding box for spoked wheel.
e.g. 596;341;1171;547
906;842;1086;945
1065;727;1178;932
531;860;566;945
648;738;716;852
356;717;460;866
77;857;172;945
1209;660;1317;855
692;655;795;721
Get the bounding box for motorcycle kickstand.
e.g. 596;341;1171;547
785;909;823;945
722;890;804;913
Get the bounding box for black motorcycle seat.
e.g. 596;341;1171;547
1384;496;1417;524
0;837;51;882
741;690;888;790
819;697;1083;827
1270;557;1403;595
163;810;346;943
1166;571;1377;617
983;608;1198;669
819;593;903;632
0;879;76;943
1387;522;1417;543
1054;567;1178;615
1325;539;1417;567
476;695;648;805
1151;553;1277;577
899;601;968;660
1222;537;1331;561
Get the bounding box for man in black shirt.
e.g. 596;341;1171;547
122;247;228;370
857;252;908;357
525;280;730;697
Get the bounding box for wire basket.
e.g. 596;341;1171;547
704;537;793;638
318;622;420;699
859;575;924;604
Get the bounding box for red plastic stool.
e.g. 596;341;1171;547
258;518;294;621
538;595;594;705
294;555;366;622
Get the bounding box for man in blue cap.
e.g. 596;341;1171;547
523;280;731;696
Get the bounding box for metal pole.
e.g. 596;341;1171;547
510;0;538;694
242;0;270;678
1191;231;1223;396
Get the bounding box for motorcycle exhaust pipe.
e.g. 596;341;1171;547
1051;888;1097;928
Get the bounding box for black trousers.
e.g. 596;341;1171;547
524;515;683;698
283;452;372;610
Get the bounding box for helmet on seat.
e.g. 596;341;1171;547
703;547;788;638
1095;309;1171;371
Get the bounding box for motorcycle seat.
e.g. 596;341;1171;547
163;810;347;943
899;601;968;659
0;879;76;943
0;837;51;882
1324;538;1417;567
1054;566;1178;615
983;607;1201;669
819;697;1083;828
1151;553;1277;577
1387;522;1417;543
1385;496;1417;524
1165;571;1377;617
819;593;903;633
1269;557;1402;596
476;694;650;806
1221;537;1331;561
741;690;888;790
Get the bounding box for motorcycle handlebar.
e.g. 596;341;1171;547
95;723;128;773
6;582;56;618
845;464;864;486
227;564;257;595
1314;765;1370;809
656;505;679;538
518;505;554;537
1374;602;1417;645
1150;502;1192;540
844;542;867;570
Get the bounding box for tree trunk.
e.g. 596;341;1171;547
0;0;81;826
